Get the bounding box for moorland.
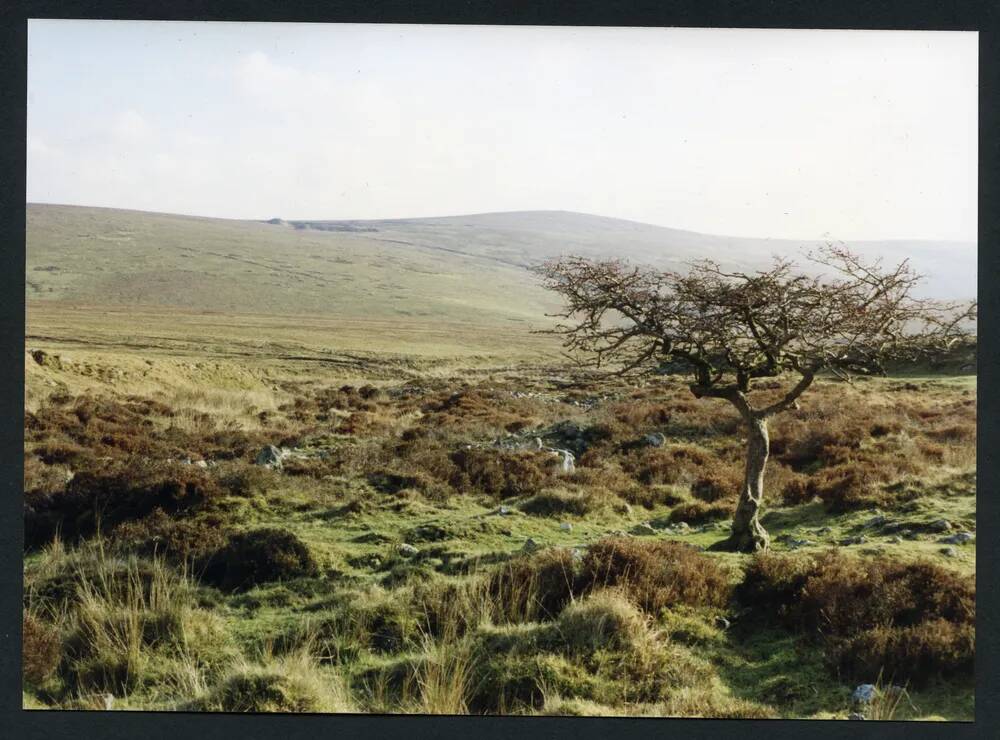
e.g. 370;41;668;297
22;204;976;719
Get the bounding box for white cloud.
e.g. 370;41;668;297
112;109;151;141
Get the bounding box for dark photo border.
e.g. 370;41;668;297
1;2;997;739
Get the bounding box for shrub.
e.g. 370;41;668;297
59;549;232;696
667;500;731;525
220;465;278;497
794;554;974;635
468;648;598;714
450;448;553;499
25;461;222;548
202;528;319;591
690;472;738;503
831;620;974;683
22;611;61;685
580;538;731;614
736;552;815;618
195;652;355;713
556;590;648;654
779;476;814;506
485;548;581;622
620;444;713;486
736;550;975;683
618;484;685;509
519;488;608;517
111;509;230;560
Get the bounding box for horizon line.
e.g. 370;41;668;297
25;200;978;247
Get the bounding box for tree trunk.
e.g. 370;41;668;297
725;415;770;552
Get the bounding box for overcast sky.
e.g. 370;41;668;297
27;21;977;242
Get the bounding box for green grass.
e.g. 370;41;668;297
22;315;976;718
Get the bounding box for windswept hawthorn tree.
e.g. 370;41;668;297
540;247;975;552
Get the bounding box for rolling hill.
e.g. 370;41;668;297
26;204;975;329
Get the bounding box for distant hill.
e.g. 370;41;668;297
26;204;975;326
284;210;975;300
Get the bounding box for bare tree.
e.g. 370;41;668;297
539;246;975;552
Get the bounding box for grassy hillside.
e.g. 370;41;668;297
25;204;561;325
27;206;974;329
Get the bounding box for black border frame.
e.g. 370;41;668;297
2;2;997;739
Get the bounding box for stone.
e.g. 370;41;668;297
888;536;903;544
788;538;814;549
634;522;657;535
940;531;974;545
522;538;540;553
928;519;952;533
852;684;877;705
554;449;576;474
816;526;833;535
848;712;866;721
643;432;667;448
193;460;208;469
255;445;285;468
398;543;419;557
839;535;867;546
559;522;573;532
498;505;512;516
865;514;887;528
939;546;959;558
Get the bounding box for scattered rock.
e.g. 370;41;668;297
497;505;512;516
193;460;209;469
643;432;667;448
553;449;576;474
522;538;540;553
899;528;916;540
254;445;285;469
559;522;573;532
865;514;887;528
940;531;974;545
928;519;952;533
839;535;867;546
634;522;657;535
848;712;866;721
852;684;877;705
939;546;959;558
30;349;63;370
398;543;420;557
888;536;902;544
816;526;833;535
788;538;814;549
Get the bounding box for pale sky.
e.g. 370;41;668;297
27;21;978;242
